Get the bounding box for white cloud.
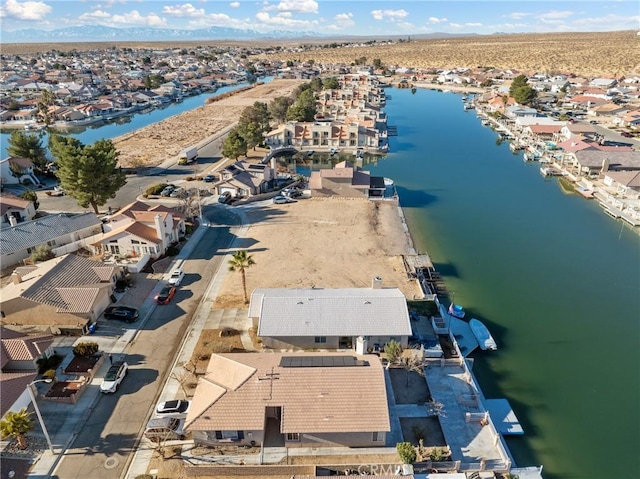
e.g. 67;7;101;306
0;0;52;20
465;22;482;27
230;1;240;7
255;10;318;28
111;10;167;27
334;12;354;28
162;3;204;17
428;17;447;24
536;10;574;20
78;9;111;22
449;23;462;29
570;13;639;32
263;0;318;14
371;9;408;21
504;12;531;20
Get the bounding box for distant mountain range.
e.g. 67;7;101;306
1;25;476;44
1;25;321;43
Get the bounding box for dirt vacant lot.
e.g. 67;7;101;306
214;198;418;309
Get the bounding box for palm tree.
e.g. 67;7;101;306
1;408;34;449
228;250;255;304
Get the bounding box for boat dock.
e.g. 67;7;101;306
404;254;447;299
540;166;564;177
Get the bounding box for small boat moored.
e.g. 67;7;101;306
469;318;498;351
448;303;466;319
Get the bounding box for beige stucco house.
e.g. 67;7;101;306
185;352;390;448
0;254;123;335
95;201;185;264
0;193;37;228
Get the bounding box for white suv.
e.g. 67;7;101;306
168;269;185;286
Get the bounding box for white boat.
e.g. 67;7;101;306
469;318;497;351
448;303;466;319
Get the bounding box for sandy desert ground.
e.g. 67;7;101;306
262;31;639;78
214;198;419;309
112;79;304;168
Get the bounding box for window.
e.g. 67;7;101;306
286;432;300;441
221;430;239;440
47;239;56;246
314;336;327;344
372;431;383;442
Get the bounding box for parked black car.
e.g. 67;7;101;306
104;306;139;323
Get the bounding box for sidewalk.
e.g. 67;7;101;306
23;219;213;478
124;211;249;478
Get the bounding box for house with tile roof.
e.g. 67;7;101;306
0;193;36;228
94;201;185;267
0;156;40;187
572;150;640;178
0;327;55;418
308;160;385;199
185;352;390;448
0;212;103;270
215;160;276;198
249;282;412;350
1;254;123;335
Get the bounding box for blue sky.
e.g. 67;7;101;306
1;0;638;35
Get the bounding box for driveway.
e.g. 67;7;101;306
51;209;241;479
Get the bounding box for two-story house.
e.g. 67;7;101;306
0;194;37;228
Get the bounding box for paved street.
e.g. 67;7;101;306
51;205;241;479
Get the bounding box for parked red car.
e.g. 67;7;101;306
155;285;176;305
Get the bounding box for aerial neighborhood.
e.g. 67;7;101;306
1;36;639;479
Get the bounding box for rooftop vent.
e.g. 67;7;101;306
372;276;383;289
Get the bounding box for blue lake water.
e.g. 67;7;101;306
365;88;640;479
0;78;272;158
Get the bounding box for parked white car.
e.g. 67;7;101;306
100;361;128;393
168;269;185;286
156;400;191;417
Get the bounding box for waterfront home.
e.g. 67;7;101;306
308;160;385;199
0;194;37;228
249;281;412;350
0;157;40;187
523;124;564;141
0;212;103;270
0;327;55;418
215;160;276;198
573;150;640;178
602;170;640;198
505;105;538;119
0;254;123;335
558;123;598;141
95;201;185;268
185;352;390;448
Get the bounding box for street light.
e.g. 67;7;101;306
27;379;54;454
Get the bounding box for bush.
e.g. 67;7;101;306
429;447;447;461
42;369;57;381
30;244;54;263
36;354;63;374
397;442;416;464
144;183;169;197
73;342;99;357
165;244;180;257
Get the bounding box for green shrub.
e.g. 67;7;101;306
42;369;57;381
73;342;99;357
145;183;169;196
36;354;63;374
396;442;416;464
429;447;447;461
165;244;180;256
30;244;54;263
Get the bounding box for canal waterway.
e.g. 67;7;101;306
0;78;272;158
365;88;640;479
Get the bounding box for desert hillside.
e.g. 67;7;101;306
3;31;637;77
262;30;639;78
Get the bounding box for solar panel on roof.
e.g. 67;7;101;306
279;356;368;368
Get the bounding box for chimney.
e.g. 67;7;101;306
601;158;610;174
12;270;23;284
270;156;276;172
372;276;383;289
8;216;18;227
154;214;166;243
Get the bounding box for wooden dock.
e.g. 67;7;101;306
403;254;448;297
